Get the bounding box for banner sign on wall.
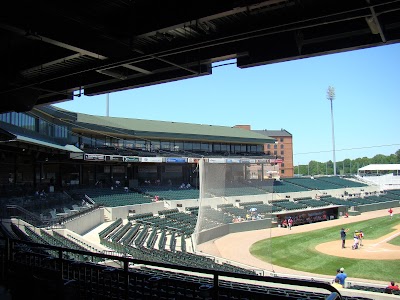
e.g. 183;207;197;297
123;156;140;162
240;158;256;164
255;159;268;163
208;158;226;163
166;157;187;163
270;158;283;164
84;154;105;161
140;157;163;163
226;158;241;163
105;155;123;162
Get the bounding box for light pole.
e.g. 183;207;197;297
327;86;337;176
106;93;110;117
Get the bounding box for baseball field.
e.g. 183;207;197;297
197;208;400;285
250;214;400;282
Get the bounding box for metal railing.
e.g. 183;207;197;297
0;236;343;300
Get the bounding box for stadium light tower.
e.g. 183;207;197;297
327;86;337;176
106;93;110;117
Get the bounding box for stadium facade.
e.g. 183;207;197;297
0;105;279;192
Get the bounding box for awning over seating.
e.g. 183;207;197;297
0;131;83;153
14;135;83;153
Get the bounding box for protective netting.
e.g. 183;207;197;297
193;158;277;259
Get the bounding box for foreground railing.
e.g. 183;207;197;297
0;236;343;300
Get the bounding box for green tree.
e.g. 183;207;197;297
396;149;400;162
301;150;399;177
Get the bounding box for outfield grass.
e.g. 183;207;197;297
250;215;400;283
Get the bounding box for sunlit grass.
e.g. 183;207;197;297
250;215;400;282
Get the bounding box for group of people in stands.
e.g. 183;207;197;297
331;267;399;293
179;182;191;189
34;189;47;199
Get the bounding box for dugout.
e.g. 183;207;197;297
275;206;340;228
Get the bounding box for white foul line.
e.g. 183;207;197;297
371;231;400;246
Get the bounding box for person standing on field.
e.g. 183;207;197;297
288;217;293;230
340;228;347;248
388;208;393;219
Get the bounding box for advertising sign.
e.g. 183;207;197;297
255;159;268;163
166;157;187;163
270;158;283;164
105;155;123;162
84;154;105;161
123;156;140;162
240;158;256;164
208;158;226;163
140;157;163;163
226;158;241;163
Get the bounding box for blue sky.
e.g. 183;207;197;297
55;43;400;165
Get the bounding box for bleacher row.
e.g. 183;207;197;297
1;236;378;300
63;176;369;207
116;194;400;233
2;190;400;299
98;217;257;276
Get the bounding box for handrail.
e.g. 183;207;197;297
84;194;96;204
0;236;343;299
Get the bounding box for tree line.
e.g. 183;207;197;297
296;149;400;176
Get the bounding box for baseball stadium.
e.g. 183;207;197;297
1;105;400;300
2;1;400;299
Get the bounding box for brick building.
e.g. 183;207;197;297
235;126;294;178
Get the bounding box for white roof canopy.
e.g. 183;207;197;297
358;164;400;171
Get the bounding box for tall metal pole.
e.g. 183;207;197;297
327;86;337;176
106;93;110;117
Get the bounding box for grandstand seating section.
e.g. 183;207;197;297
316;176;367;188
0;176;397;300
